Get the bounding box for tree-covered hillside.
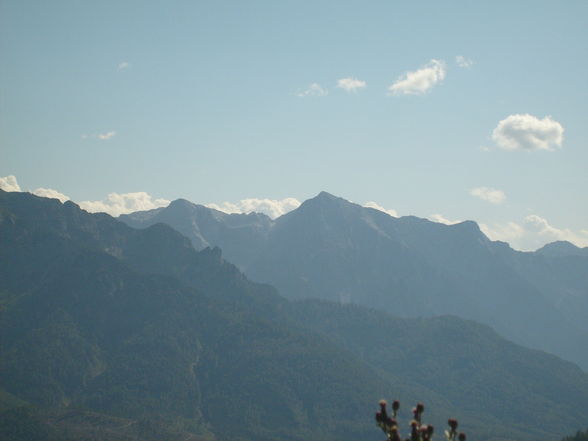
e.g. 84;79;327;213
1;190;588;441
119;192;588;370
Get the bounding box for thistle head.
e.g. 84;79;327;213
390;426;401;441
420;425;430;438
448;418;458;432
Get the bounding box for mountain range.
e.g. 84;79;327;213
120;191;588;370
2;189;588;441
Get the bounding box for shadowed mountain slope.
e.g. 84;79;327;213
0;190;398;441
121;192;588;369
2;190;588;441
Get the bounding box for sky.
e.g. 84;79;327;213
1;0;587;251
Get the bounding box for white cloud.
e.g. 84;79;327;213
364;201;398;217
118;61;131;70
479;221;525;244
297;83;328;97
388;59;446;96
524;215;587;247
207;198;301;219
1;175;170;217
32;188;70;203
82;131;117;141
79;192;170;217
480;215;588;250
1;175;70;202
492;114;564;151
470;187;506;204
98;131;116;140
428;213;462;225
0;175;21;192
455;55;473;68
337;78;367;92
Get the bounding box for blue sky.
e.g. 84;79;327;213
1;0;587;250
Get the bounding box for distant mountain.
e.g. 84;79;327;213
285;299;588;441
0;190;396;441
121;192;588;370
120;198;273;267
3;189;588;441
535;240;588;257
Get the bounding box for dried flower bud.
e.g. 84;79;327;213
390;427;401;441
448;418;458;431
411;422;419;441
427;425;434;436
378;400;389;421
416;403;425;413
458;433;466;441
392;400;400;412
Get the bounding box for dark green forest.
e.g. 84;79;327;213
1;190;587;441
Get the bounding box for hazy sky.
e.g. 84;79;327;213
1;0;587;250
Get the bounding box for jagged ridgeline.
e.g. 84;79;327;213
120;192;588;371
1;189;588;441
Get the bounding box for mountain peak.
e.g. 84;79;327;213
536;240;587;257
315;191;338;200
290;192;356;217
168;198;195;209
305;191;353;207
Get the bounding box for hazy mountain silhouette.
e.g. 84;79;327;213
0;190;398;441
121;191;588;370
3;189;588;441
535;240;588;257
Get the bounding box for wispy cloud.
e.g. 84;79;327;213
118;61;131;70
98;131;116;140
364;201;398;217
207;198;301;219
492;114;564;151
470;187;506;204
81;131;117;141
388;59;446;96
455;55;473;68
297;83;328;97
337;78;367;92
